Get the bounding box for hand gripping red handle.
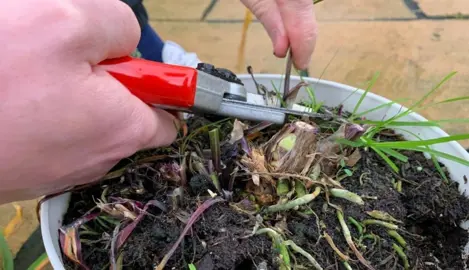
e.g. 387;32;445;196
98;56;198;108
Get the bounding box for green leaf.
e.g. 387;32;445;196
383;127;448;181
351;98;411;120
357;118;469;127
27;253;49;270
370;134;469;148
295;180;307;198
352;71;380;116
383;71;457;124
188;263;197;270
355;120;440;127
335;138;365;148
371;146;399;172
277;178;290;196
304;84;318;111
434;96;469;105
412;71;457;109
387;146;469;167
0;231;14;270
379;148;408;162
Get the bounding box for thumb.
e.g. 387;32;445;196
136;105;180;150
240;0;289;58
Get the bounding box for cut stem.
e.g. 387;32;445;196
343;261;353;270
366;210;402;224
266;187;321;213
209;128;221;174
362;219;398;230
388;230;407;248
330;189;364;205
393;243;410;270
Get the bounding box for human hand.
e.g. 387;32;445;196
240;0;318;70
0;0;179;204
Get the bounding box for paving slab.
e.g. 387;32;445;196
0;199;39;255
415;0;469;16
144;0;211;20
205;0;416;20
153;20;469;145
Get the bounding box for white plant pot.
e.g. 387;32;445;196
40;74;469;269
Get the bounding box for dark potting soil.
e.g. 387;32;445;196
286;147;469;270
60;117;469;270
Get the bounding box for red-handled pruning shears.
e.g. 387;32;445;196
98;56;327;124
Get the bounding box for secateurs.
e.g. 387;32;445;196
98;56;327;124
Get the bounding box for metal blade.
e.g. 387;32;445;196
219;98;333;123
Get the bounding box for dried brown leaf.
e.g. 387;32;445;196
229;119;248;144
346;149;362;167
284;82;308;107
240;148;273;186
270;121;319;174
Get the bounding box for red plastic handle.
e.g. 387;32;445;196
98;56;198;108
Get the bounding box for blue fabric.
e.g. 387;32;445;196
137;23;165;63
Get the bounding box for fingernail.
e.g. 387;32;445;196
299;56;311;70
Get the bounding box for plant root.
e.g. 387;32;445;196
337;210;375;270
284;240;323;270
323;232;350;261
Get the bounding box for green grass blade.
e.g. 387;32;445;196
357;118;469;128
406;71;457;111
352;71;380;116
370;134;469;148
27;253;49;270
382;127;448;181
432;119;469;124
383;71;457;124
355;120;440;127
434;96;469;104
351;98;411;120
393;146;469;167
371;146;399;172
335;138;365;148
0;231;14;270
305;84;317;110
270;81;287;107
404;96;469;113
379;148;408;162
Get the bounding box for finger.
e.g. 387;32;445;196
240;0;289;57
72;0;141;64
276;0;318;69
